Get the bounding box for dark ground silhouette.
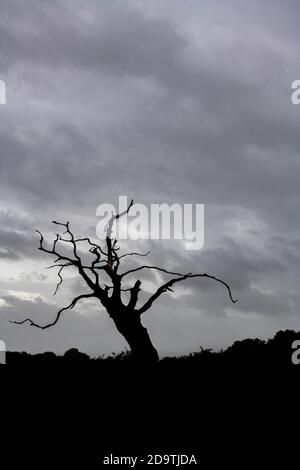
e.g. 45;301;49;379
3;329;299;468
5;329;300;373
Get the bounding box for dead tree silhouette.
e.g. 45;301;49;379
11;200;237;363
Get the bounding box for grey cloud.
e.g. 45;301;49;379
0;248;20;261
19;271;48;282
0;228;36;260
0;0;184;76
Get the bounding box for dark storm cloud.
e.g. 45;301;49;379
0;0;184;75
0;0;300;354
0;228;35;259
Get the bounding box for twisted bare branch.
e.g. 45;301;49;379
105;199;134;274
118;250;151;261
10;293;95;329
106;198;134;239
121;265;187;278
46;262;73;295
137;272;237;315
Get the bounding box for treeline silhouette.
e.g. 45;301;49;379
5;329;300;372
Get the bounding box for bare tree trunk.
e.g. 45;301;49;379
112;311;159;363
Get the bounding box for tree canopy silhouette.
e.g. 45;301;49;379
11;200;237;363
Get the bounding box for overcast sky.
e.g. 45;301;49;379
0;0;300;356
